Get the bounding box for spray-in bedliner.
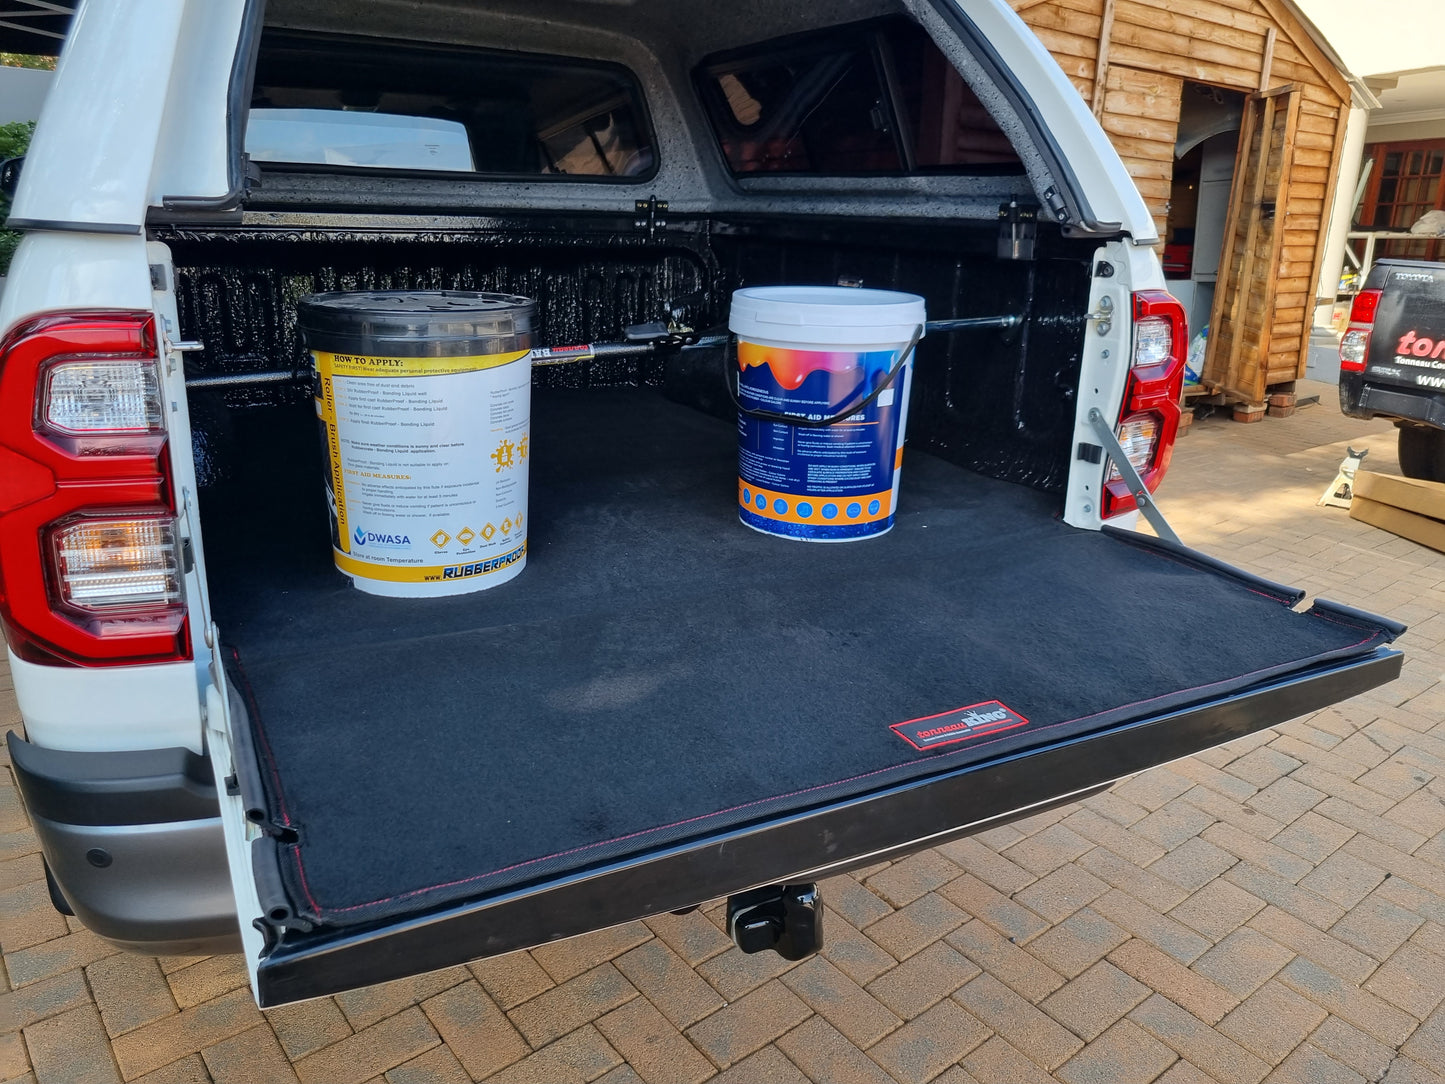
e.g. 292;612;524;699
206;389;1395;928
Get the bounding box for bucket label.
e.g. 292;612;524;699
890;701;1029;751
314;348;531;586
736;341;907;541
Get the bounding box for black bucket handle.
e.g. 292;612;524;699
724;324;924;429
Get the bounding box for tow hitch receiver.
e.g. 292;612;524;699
726;883;823;960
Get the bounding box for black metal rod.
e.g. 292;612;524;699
182;316;1022;388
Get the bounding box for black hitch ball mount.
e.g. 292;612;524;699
726;883;823;961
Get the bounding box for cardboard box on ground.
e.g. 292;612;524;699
1349;472;1445;553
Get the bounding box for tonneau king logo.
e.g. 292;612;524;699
891;700;1029;751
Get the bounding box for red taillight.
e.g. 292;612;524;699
0;312;189;666
1340;288;1382;373
1103;291;1187;519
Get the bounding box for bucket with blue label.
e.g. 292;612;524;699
729;286;926;542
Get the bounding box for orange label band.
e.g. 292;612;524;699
738;479;894;526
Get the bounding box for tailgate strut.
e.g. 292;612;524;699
1086;407;1181;545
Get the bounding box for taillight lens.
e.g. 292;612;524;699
50;515;182;612
0;312;188;665
1340;289;1381;374
1103;291;1187;519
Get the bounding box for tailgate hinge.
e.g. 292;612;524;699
1086;407;1181;546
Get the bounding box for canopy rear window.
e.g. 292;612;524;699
247;32;656;180
696;17;1022;177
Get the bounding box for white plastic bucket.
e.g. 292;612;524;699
297;291;536;597
729;286;926;541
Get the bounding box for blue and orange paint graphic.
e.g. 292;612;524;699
736;340;909;541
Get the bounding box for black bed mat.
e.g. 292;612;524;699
207;389;1396;928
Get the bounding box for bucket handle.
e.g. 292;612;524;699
724;324;923;428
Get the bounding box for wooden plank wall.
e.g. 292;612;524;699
1014;0;1350;399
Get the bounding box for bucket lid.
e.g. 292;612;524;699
297;290;537;357
729;286;926;348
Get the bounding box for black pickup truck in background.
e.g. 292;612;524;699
1340;258;1445;479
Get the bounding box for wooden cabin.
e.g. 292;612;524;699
1011;0;1356;411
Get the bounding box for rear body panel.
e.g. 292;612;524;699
1341;259;1445;424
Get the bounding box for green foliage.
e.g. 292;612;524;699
0;53;55;71
0;119;36;276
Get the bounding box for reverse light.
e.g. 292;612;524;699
41;359;165;438
50;515;181;611
1339;289;1382;374
0;312;189;665
1102;291;1187;519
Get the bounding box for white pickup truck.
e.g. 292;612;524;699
1;0;1402;1007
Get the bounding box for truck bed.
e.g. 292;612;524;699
205;388;1397;933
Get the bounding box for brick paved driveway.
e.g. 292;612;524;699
4;384;1445;1083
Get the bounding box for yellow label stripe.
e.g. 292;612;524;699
334;542;526;583
314;349;530;379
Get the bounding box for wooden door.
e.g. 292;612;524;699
1202;85;1301;404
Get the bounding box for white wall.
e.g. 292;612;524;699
0;65;53;126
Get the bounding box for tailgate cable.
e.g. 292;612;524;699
1086;407;1181;546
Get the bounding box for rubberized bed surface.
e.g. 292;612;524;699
208;389;1393;927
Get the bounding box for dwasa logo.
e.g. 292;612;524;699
352;525;411;549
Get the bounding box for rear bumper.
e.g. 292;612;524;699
8;733;240;954
1340;374;1445;427
255;646;1402;1007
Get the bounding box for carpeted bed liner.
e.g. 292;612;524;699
205;388;1395;928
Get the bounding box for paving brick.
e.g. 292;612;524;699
0;880;70;953
820;875;898;929
1227;748;1303;790
1217;980;1327;1063
1306;1015;1397;1080
486;1024;622;1084
695;945;801;1002
1076;848;1188;913
1127;994;1269;1084
596;996;714;1084
0;969;91;1031
264;998;353;1060
1401;1003;1445;1075
1168;880;1265;942
868;997;991;1084
507;962;637;1048
1013;863;1109;924
384;1043;470;1084
865;941;979;1020
0;852;42;892
1190;927;1294;999
1224;864;1347;930
1040;961;1150;1041
1112;769;1194;812
1264;1045;1369;1083
1246;777;1325;825
866;892;969;960
945;919;1065;1002
1315;798;1428;854
954;972;1083;1070
934;837;1037;894
85;954;177;1038
936;875;1044;945
1133;803;1215;851
685;979;809;1071
780;956;900;1048
822;914;898;987
1146;837;1238;894
1062;809;1168;868
467;950;555;1010
1363;941;1445;1019
292;1007;440;1084
1379;1055;1443;1083
1091;891;1211;965
530;924;653;984
1154;1060;1216;1084
1024;907;1131;979
110;988;264;1080
594;1065;646;1084
1201;824;1313;882
1002;824;1094;877
165;955;250;1011
1382;787;1445;836
1055;1018;1178;1084
202;1022;301;1084
1271;812;1355;864
1341;836;1445;900
614;939;724;1030
1330;894;1425;961
128;1054;210;1084
1356;757;1431;802
1276;957;1415;1046
865;851;962;908
419;980;528;1080
710;1044;809;1084
1169;759;1258;803
776;1016;894;1084
1298;852;1389;910
333;969;469;1031
0;827;39;863
1106;940;1238;1025
0;1028;27;1080
22;1005;120;1084
957;1036;1058;1084
1246;906;1376;985
640;909;732;970
1183;786;1285;841
1289;765;1395;816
